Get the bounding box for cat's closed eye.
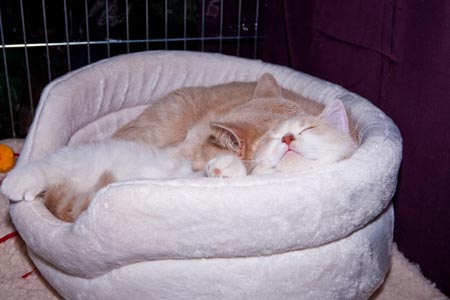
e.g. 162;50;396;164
298;126;316;135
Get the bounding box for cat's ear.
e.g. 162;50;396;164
320;100;349;134
209;122;243;154
253;73;282;98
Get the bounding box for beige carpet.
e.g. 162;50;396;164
371;246;448;300
0;139;448;300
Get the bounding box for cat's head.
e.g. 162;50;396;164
250;99;358;173
207;74;358;174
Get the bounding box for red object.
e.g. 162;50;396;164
0;231;18;244
0;153;36;280
0;231;37;279
21;268;37;279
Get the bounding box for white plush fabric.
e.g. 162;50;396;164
9;51;402;300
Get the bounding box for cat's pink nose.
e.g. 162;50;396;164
282;134;295;146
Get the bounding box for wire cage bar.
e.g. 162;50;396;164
0;0;265;139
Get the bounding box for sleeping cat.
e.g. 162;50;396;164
1;74;358;221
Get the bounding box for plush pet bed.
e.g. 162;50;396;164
9;51;402;300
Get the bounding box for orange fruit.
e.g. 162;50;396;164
0;144;17;173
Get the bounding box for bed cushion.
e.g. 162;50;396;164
10;51;402;299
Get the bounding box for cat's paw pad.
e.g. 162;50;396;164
1;165;47;201
205;155;246;178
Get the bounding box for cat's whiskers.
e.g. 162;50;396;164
240;159;260;163
240;158;277;165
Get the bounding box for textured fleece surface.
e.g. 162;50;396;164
8;51;402;299
2;189;447;300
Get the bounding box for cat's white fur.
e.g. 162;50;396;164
205;154;247;178
2;100;356;203
1;73;358;223
2;140;192;202
208;100;357;176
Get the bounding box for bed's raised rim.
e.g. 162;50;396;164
10;50;402;280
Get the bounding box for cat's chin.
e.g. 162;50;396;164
276;151;308;172
283;150;301;158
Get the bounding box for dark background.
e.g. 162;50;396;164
0;0;264;138
262;0;450;296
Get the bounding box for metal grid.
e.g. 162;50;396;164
0;0;264;138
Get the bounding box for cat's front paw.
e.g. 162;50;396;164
1;164;47;201
205;155;247;178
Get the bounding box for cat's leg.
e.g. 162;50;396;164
1;143;113;202
1;161;49;201
1;143;120;222
205;154;247;178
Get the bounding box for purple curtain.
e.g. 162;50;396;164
262;0;450;296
